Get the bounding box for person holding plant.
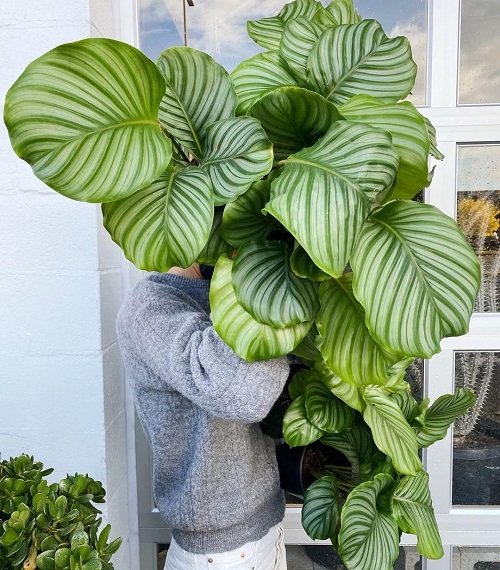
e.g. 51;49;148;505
117;262;289;569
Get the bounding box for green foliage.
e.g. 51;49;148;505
3;0;480;568
0;455;121;570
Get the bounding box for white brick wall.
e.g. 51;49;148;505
0;1;138;568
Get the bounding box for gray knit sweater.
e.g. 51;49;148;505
116;272;289;554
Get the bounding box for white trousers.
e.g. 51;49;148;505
164;522;287;570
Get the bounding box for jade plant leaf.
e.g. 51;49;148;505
156;47;237;158
196;208;233;265
4;38;172;203
248;86;341;160
416;389;476;448
290;245;330;282
313;0;361;26
102;166;213;271
209;255;311;361
200;117;273;205
247;0;323;51
316;274;401;387
232;241;319;327
304;379;355;433
265;121;398;278
351;201;481;357
221;181;276;246
231;51;297;115
338;474;399;570
363;385;422;475
283;395;324;447
302;475;340;540
340;95;431;200
307;19;416;105
392;470;443;559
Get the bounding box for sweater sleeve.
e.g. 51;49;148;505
117;281;290;423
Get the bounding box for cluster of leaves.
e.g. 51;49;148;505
0;455;121;570
3;0;481;568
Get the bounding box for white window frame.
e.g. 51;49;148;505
120;0;500;567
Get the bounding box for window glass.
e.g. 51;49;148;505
459;0;500;105
453;351;500;506
138;0;428;106
456;145;500;313
453;547;500;569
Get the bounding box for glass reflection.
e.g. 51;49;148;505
459;0;500;105
457;145;500;313
138;0;428;105
453;547;500;569
453;352;500;506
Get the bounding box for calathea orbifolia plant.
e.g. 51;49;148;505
4;0;480;568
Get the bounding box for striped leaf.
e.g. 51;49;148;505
417;389;475;448
391;390;419;424
313;0;361;26
321;423;377;476
290;325;323;363
288;369;313;400
392;470;443;559
315;361;365;413
340;95;431;199
247;0;323;51
196;208;233;265
209;255;311;361
280;19;326;85
338;474;399;570
316;274;401;387
102;166;213;271
157;47;236;158
424;117;444;161
283;395;324;447
305;380;355;433
232;241;319;327
307;20;417;105
290;245;330;282
231;51;297;115
220;181;276;247
248;86;341;160
363;385;422;475
302;476;340;540
351;201;481;357
265;121;398;277
4;38;172;203
201;117;273;205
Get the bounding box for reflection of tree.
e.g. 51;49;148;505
457;192;500;312
455;352;497;437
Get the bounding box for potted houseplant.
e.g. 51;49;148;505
3;0;481;568
0;454;121;569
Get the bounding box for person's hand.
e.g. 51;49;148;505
168;263;203;280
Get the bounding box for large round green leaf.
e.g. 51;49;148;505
340;95;431;199
232;241;319;327
290;245;330;282
248;87;341;160
4;38;172;203
156;47;236;158
314;361;365;412
220;181;276;247
313;0;361;26
209;255;311;361
392;470;443;559
351;201;481;357
290;325;323;363
283;395;324;447
288;369;313;400
247;0;323;51
102;166;213;271
307;20;416;105
264;121;398;277
280;19;326;85
230;51;297;115
302;476;340;540
196;208;233;265
338;474;400;570
201;117;273;205
316;274;401;387
305;380;354;433
363;385;422;476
